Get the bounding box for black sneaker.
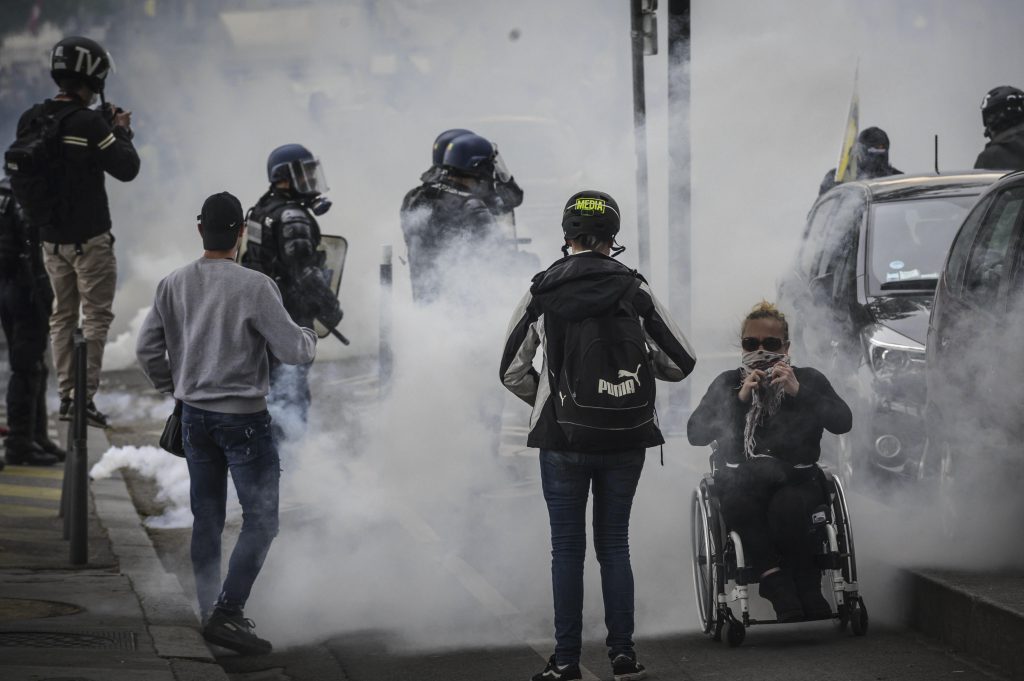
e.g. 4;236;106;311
202;609;272;656
36;438;67;462
532;655;581;681
58;398;72;422
793;565;832;619
759;570;804;623
5;442;59;467
612;654;648;681
85;401;110;429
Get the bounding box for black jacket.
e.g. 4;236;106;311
500;252;697;452
819;163;902;195
975;122;1024;171
687;367;852;466
16;99;139;244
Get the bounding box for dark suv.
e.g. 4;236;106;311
924;170;1024;527
778;172;1003;486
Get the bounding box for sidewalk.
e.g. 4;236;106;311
0;413;229;681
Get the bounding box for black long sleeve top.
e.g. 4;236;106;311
687;366;852;466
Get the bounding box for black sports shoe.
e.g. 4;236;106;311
759;570;804;622
532;655;581;681
58;398;72;422
793;565;832;619
85;401;110;429
5;441;59;467
612;654;647;681
201;609;272;656
36;438;67;462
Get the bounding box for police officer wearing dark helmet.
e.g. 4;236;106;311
975;86;1024;171
400;132;503;302
10;36;139;429
0;175;64;467
241;144;342;442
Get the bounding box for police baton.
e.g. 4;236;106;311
328;327;350;346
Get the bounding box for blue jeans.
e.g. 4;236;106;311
181;405;280;618
539;448;645;666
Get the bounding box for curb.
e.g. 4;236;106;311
91;461;230;681
907;568;1024;680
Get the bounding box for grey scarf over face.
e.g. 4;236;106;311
739;350;788;459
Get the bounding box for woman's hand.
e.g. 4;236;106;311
738;369;765;403
770;362;800;396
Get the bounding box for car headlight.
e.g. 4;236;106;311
867;330;925;378
870;345;913;376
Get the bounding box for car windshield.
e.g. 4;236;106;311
868;196;978;294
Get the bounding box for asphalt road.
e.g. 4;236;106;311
101;363;1008;681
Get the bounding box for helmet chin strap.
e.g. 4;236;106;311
611;243;626;258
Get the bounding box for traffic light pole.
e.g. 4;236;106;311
667;0;692;426
630;0;653;276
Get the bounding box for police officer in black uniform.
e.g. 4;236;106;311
401;132;515;302
0;175;63;467
241;144;342;441
975;86;1024;171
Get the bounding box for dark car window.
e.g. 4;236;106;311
867;196;977;294
963;186;1024;307
798;198;838;277
945;193;996;291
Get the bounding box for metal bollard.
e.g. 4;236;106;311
69;329;88;565
379;245;393;394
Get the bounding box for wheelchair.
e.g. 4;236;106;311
689;450;868;647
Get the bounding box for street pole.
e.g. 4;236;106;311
667;0;692;426
630;0;653;275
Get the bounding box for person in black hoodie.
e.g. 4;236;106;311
500;190;695;681
15;36;140;428
687;301;851;623
974;86;1024;171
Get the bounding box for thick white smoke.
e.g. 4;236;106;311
68;0;1024;652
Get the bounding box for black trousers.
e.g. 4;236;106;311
714;458;827;576
0;276;53;447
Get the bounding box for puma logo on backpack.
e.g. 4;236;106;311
553;277;655;448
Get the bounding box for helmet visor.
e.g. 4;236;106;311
289;157;328;195
492;145;511;183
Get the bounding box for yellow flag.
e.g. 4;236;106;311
144;0;157;18
834;67;859;184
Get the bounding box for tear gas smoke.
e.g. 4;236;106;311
65;0;1024;652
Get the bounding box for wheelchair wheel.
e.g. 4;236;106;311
690;486;718;637
830;476;858;585
849;597;869;636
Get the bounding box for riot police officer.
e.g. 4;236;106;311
400;132;504;303
241;144;342;442
975;86;1024;171
0;175;64;466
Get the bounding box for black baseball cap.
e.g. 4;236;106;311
198;191;244;250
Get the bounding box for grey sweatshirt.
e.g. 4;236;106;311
136;257;317;414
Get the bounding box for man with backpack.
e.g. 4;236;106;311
499;190;696;681
5;36;140;428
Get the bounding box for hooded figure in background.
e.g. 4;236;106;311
819;126;902;195
974;85;1024;171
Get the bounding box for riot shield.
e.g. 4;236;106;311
313;234;348;339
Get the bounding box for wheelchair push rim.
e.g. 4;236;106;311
690;487;718;636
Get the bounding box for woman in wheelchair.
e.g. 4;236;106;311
687;301;852;622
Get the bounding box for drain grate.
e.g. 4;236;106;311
0;630;137;650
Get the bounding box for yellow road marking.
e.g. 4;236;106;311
2;467;64;480
0;503;56;518
0;484;62;501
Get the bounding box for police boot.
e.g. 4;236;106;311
5;439;59;467
33;382;66;462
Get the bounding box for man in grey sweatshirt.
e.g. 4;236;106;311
136;191;316;656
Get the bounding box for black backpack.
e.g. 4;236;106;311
3;103;80;232
553;276;656;448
